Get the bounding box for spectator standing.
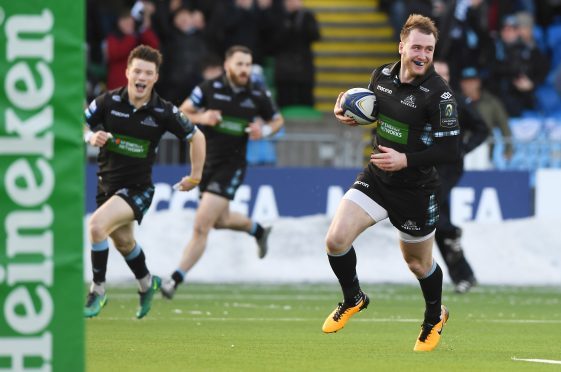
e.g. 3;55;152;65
205;0;275;66
158;7;208;106
459;66;513;162
272;0;321;107
488;14;550;116
105;2;160;90
434;0;491;89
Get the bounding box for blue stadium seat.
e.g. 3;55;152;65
534;26;548;53
246;127;285;166
547;24;561;68
535;83;561;116
491;128;508;170
545;117;561;167
508;117;543;170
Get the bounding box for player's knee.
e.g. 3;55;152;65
213;216;228;229
404;258;430;277
112;236;135;252
193;221;212;237
88;219;107;242
325;231;350;254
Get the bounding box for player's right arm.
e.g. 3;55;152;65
179;86;222;126
84;95;112;147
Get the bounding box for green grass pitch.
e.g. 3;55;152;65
87;283;561;371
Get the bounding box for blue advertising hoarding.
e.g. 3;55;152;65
86;165;531;221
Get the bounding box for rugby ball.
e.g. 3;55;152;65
341;88;378;125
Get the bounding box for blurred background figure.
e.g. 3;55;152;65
201;53;225;81
434;61;489;294
488;13;550;117
104;1;160;90
272;0;321;108
459;66;513;164
158;6;208;106
434;0;491;90
205;0;275;67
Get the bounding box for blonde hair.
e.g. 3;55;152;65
400;14;439;42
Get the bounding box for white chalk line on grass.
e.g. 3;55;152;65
512;357;561;365
95;316;561;324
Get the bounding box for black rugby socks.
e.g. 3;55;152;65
418;261;443;324
328;246;362;305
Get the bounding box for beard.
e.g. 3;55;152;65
228;70;249;87
405;58;430;78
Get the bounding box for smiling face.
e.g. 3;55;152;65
125;58;159;107
399;29;436;83
225;51;252;87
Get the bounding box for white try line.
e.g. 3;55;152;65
512;357;561;365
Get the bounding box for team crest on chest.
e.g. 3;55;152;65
401;95;417;108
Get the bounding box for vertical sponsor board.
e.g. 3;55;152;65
0;1;84;371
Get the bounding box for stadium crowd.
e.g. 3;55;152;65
86;0;561;169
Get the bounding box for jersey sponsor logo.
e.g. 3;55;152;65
377;114;409;144
400;95;416;108
353;180;369;188
140;115;158;127
401;219;421;231
251;90;263;96
154;107;165;113
240;98;256;109
214;115;248;136
376;85;393;95
439;101;459;128
111;95;121;102
212;81;223;89
214;93;232;101
105;134;150;158
419;85;430;92
440;91;452;100
110;109;130;118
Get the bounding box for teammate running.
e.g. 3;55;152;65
322;14;459;351
161;45;284;298
84;45;205;318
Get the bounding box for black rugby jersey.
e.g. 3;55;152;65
85;87;197;187
189;74;278;164
367;61;460;187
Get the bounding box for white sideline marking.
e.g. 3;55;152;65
512;357;561;365
95;316;561;325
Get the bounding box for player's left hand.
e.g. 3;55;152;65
370;145;407;171
173;176;200;192
246;120;272;140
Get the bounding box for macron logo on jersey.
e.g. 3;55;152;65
111;110;129;118
214;93;231;101
376;85;393;95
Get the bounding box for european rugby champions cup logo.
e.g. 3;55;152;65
439;92;457;128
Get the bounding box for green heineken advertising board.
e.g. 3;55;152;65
0;1;85;371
